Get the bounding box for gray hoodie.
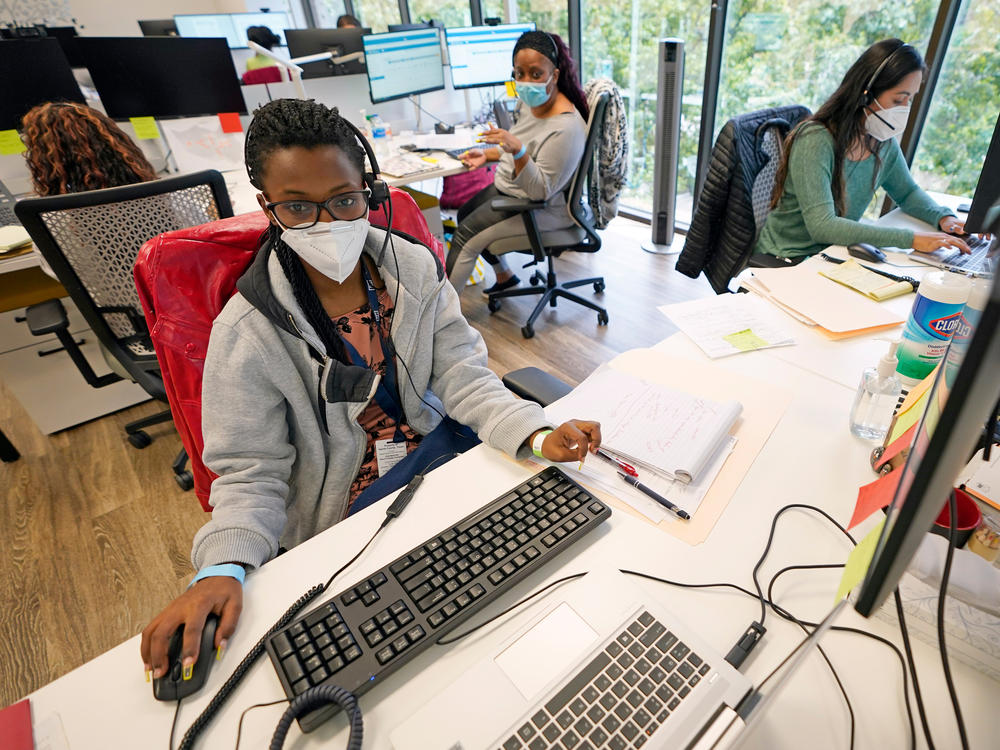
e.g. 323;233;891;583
192;227;551;570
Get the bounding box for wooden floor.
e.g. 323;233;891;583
0;217;712;708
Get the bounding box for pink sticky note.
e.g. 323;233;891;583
0;699;32;750
875;424;916;471
218;112;243;133
848;471;902;530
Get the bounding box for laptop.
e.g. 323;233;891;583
908;232;996;278
390;566;842;750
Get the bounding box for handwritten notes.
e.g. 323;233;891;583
659;294;795;359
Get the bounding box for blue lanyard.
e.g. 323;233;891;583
337;262;407;442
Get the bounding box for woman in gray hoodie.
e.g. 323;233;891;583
140;99;601;681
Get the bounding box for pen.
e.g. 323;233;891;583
595;448;638;477
819;252;919;291
616;471;690;521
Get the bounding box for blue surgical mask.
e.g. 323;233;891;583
515;77;553;108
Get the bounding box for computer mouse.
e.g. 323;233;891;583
847;242;887;263
152;613;219;701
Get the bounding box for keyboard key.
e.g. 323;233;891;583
574;717;593;737
639;622;666;648
586;704;605;723
655;685;673;703
545;652;611;716
282;655;305;684
599;692;617;711
601;714;621;734
589;727;608;746
370;572;387;587
621;721;639;740
633;708;651;728
528;737;545;750
635;658;651;675
570;698;587;717
699;663;710;676
667;674;684;690
614;701;632;720
668;697;680;711
627;690;644;708
607;735;627;750
271;632;293;659
679;686;691;699
611;681;628;698
392;636;409;652
638;612;654;627
557;710;574;729
678;662;694;678
406;626;425;642
670;642;690;661
542;723;561;742
688;653;703;667
340;590;359;606
563;730;580;747
343;645;361;661
655;632;677;652
638;678;656;696
517;722;535;741
627;621;644;637
607;663;623;680
375;646;394;664
606;642;623;657
627;642;644;658
645;697;662;715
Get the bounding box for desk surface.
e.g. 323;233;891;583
24;203;998;748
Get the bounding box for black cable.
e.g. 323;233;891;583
408;96;454;128
169;698;183;750
939;492;969;750
325;514;392;590
435;572;589;646
234;699;288;750
895;590;936;750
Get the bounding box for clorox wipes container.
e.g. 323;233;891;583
896;271;971;386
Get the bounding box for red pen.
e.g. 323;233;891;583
596;449;638;477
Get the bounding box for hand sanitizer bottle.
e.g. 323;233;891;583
850;339;903;441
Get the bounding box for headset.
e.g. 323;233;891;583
244;104;390;211
860;42;913;108
269;685;363;750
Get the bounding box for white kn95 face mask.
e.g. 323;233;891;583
280;218;370;284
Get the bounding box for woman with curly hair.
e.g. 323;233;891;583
21;101;156;196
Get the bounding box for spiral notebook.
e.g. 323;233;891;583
546;368;742;484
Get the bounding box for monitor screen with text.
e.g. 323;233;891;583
362;28;445;103
445;23;534;89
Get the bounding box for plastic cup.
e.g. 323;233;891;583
930;488;982;548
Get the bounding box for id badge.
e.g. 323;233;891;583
375;438;408;477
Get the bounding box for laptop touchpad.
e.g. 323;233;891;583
494;602;599;700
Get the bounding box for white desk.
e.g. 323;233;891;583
25;327;998;748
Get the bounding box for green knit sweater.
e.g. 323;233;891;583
755;123;953;258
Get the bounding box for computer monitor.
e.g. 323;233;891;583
0;38;85;130
285;27;371;78
138;19;178;37
445;23;535;89
76;38;246;120
362;28;445;104
964;111;1000;234
173;12;291;50
42;26;86;68
854;205;1000;616
388;22;443;32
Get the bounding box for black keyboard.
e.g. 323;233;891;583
496;610;712;750
265;466;611;732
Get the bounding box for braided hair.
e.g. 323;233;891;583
512;31;589;121
245;98;369;365
22;102;156;196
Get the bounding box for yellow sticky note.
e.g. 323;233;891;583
836;518;886;602
129;117;161;140
722;329;769;352
0;129;26;155
888;387;930;444
504;80;517;97
420;156;438;164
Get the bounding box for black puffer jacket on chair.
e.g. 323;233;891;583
676;105;811;294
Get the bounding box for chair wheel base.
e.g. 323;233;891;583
128;431;152;449
174;471;194;491
598;311;609;325
487;297;501;313
521;324;535;339
594;281;605;293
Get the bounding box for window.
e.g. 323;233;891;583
581;0;712;216
310;0;349;29
910;0;1000;197
409;0;472;27
713;1;938;218
481;0;506;23
516;0;568;38
354;0;402;32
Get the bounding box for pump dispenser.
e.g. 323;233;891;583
850;339;903;440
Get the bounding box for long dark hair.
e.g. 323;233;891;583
513;31;589;121
22;102;156;196
245;98;369;364
770;39;925;215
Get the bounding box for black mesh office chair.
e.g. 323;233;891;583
484;91;611;339
14;170;233;489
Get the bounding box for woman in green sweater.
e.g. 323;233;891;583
755;38;970;261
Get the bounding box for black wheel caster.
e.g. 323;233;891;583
594;281;605;293
487;297;501;313
521;324;535;339
175;471;194;491
598;311;609;325
128;431;152;449
529;274;540;286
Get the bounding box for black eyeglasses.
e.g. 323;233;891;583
266;189;370;229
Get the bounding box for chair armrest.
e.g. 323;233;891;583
502;366;572;407
25;298;69;336
490;197;549;213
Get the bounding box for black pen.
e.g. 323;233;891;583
617;471;690;521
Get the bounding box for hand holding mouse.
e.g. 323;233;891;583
141;574;243;682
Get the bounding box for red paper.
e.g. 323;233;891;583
218;112;243;133
0;699;32;750
848;471;902;530
875;424;916;470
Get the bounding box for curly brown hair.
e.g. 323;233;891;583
22;102;156;196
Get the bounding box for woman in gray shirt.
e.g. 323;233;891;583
446;31;589;297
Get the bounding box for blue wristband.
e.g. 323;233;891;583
512;143;528;160
189;563;246;588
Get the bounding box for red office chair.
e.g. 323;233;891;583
134;188;445;510
241;66;286;85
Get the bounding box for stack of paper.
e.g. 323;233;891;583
818;259;912;301
742;263;905;337
659;294;795;358
0;225;31;254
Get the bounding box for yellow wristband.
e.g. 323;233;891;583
532;429;553;459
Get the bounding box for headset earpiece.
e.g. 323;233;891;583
861;42;910;111
366;172;390;209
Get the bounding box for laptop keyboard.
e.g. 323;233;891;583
497;610;712;750
266;466;611;732
938;234;992;269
